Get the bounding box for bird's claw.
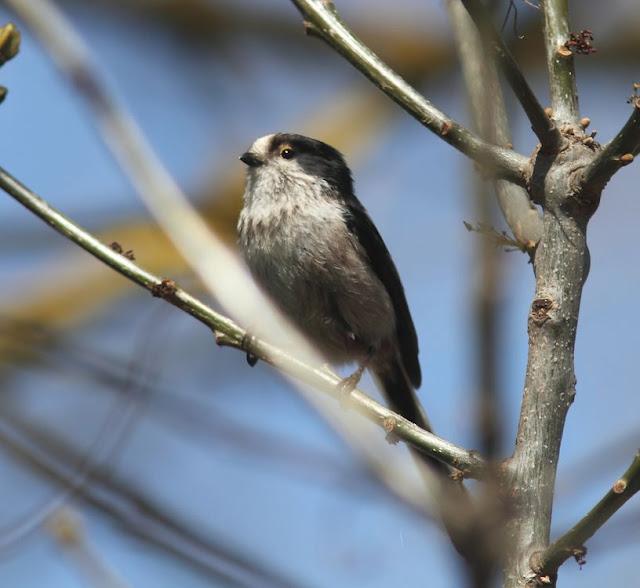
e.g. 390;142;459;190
336;364;365;406
242;332;258;367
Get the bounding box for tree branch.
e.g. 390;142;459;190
0;166;485;478
531;451;640;579
580;97;640;192
448;0;542;249
541;0;579;125
459;0;562;153
288;0;530;186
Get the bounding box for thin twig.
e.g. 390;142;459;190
459;0;562;152
289;0;530;185
531;451;640;578
580;97;640;192
0;166;485;478
541;0;579;125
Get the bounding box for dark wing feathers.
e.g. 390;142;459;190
343;200;422;388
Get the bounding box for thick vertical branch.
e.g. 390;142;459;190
542;0;579;125
504;140;597;587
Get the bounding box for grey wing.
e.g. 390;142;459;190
343;199;421;388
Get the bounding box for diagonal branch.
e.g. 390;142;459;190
0;166;485;478
289;0;530;186
580;97;640;192
531;451;640;579
541;0;579;125
459;0;562;153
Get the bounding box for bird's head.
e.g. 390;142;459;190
239;133;353;196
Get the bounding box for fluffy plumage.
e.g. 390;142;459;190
238;133;442;469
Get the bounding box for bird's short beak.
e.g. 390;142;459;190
239;152;263;167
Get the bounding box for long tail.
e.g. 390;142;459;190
374;356;478;561
373;356;450;476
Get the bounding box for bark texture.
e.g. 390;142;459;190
503;138;600;587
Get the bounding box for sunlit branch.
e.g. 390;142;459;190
540;0;579;125
531;451;640;578
289;0;530;186
459;0;562;153
0;166;485;478
580;97;640;193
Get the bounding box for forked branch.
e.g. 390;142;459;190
459;0;562;153
531;451;640;579
580;97;640;192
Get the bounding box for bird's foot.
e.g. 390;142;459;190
336;364;365;402
241;332;258;367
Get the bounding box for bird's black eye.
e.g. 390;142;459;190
280;148;294;159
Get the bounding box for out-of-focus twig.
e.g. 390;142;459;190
459;0;562;153
0;167;485;478
0;317;380;497
531;451;640;579
0;416;304;588
47;508;130;588
289;0;530;186
450;0;542;250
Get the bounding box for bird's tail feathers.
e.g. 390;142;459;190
373;356;449;476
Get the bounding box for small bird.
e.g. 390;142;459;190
238;132;442;470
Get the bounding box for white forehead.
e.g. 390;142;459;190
249;134;276;156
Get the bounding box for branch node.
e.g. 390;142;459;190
556;45;572;58
564;30;597;56
0;23;20;66
579;117;591;129
151;278;177;300
440;120;452;136
530;298;554;325
302;19;322;38
382;417;400;445
109;240;135;260
572;546;587;569
612;478;627;494
619;153;634;166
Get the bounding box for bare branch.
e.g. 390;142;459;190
531;451;640;579
541;0;579;125
448;0;542;249
580;97;640;192
459;0;562;153
289;0;530;185
0;166;485;478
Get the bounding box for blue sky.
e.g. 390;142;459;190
0;1;638;587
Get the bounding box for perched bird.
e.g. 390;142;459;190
238;132;442;470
